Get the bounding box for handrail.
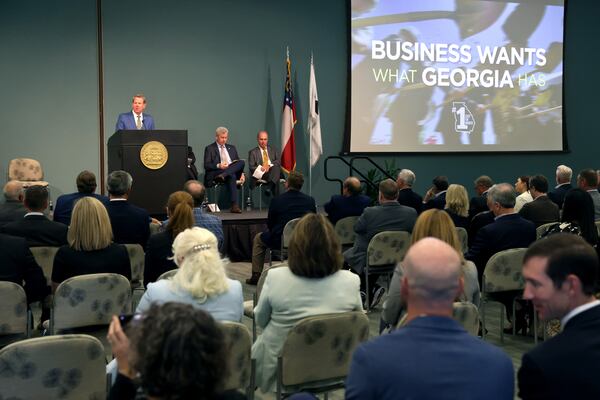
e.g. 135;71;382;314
349;156;396;181
324;156;393;195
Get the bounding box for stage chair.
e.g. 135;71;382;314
455;227;468;254
536;222;560;239
335;216;359;251
275;311;369;400
0;334;106;399
157;268;178;281
252;179;269;210
7;158;48;187
30;246;60;285
221;321;255;400
0;282;31;347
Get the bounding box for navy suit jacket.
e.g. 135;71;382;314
518;304;600;400
1;214;68;247
346;316;514;400
469;192;489;219
397;188;422;213
105;200;150;248
323;194;370;225
423;191;446;211
53;192;109;225
115;112;155;131
203;142;241;184
262;189;316;249
548;183;572;209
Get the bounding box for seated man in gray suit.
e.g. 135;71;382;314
248;130;281;197
343;179;417;308
577;168;600;220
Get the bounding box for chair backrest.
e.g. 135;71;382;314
455;227;468;254
257;262;286;300
221;321;254;394
51;273;131;333
0;282;28;336
282;217;301;250
366;231;411;268
124;243;145;287
482;248;528;294
595;221;600;236
536;222;559;239
452;301;480;335
278;311;369;390
149;222;161;236
335;216;359;246
157;268;178;281
30;246;60;285
7;158;47;186
0;334;106;399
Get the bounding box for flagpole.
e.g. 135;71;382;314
308;52;313;197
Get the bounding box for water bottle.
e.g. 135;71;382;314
246;196;252;211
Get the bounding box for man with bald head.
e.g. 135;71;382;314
346;238;514;400
0;181;26;227
323;176;370;225
248;130;281;197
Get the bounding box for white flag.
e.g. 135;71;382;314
308;55;322;168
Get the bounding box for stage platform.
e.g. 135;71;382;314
215;209;268;262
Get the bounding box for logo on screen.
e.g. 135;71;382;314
452;102;475;135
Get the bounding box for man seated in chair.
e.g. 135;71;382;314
183;180;224;251
346;238;514;400
323;176;370;225
203;126;245;213
248;130;281;197
0;181;26;228
53;170;108;226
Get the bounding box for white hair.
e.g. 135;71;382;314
556;165;572;183
397;169;416;186
215;126;228;136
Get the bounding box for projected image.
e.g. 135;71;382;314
350;0;564;153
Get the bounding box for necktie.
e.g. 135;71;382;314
136;115;142;130
262;149;269;167
220;146;227;164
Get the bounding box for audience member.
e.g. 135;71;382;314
444;184;470;229
382;209;480;328
105;170;151;248
469;175;493;219
344;179;417;307
181;180;224;250
51;197;131;289
107;303;245;400
548;164;572;209
577;168;600;220
323;176;370;225
144;191;195;287
53;170;108;225
248;130;281;196
518;234;600;399
422;175;448;210
0;180;26;227
247;171;316;285
519;174;560;228
346;238;514;400
514;175;533;212
396;169;422;213
1;185;68;247
252;214;362;393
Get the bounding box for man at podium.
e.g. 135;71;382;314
115;93;156;131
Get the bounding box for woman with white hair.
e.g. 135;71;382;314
137;227;243;321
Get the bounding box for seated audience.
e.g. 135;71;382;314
346;238;514;400
548;164;572;209
252;214;362;392
51;197;131;289
183;180;224;250
444;184;470;229
396;169;422;213
514;175;533;212
0;180;26;227
323;176;370;225
138;227;242;321
422;175;448;210
107;303;245;400
144;191;195;287
105;170;151;248
577;168;600;220
518;234;600;399
53;170;108;225
469;175;493;219
1;185;68;247
382;209;480;328
519;174;560;228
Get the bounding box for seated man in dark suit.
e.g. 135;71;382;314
248;130;281;197
469;175;493;219
1;185;68;247
548;164;572;209
105;170;151;248
247;171;316;284
519;174;560;228
396;169;422;214
115;93;155;131
0;180;26;228
519;234;600;399
203;126;245;213
346;238;514;400
577;168;600;220
323;176;370;225
53;170;108;225
422;175;448;210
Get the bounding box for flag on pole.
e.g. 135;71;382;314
280;49;296;173
308;54;322;168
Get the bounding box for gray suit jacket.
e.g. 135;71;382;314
343;202;417;274
248;145;281;185
588;189;600;220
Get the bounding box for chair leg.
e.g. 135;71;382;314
365;267;370;312
276;357;283;400
258;184;263;211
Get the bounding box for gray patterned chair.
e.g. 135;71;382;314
124;244;145;309
30;246;60;285
7;158;48;187
157;268;178;281
0;334;106;399
536;222;559;239
481;248;528;342
269;217;300;266
365;231;411;311
221;321;255;400
453;301;480;336
335;216;359;251
456;227;468;254
0;282;30;347
276;311;369;400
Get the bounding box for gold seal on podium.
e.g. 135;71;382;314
140;141;168;170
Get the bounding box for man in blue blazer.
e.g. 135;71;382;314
323;176;370;225
115;94;155;131
53;170;108;225
346;237;514;400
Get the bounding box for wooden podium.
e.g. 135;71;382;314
108;130;187;215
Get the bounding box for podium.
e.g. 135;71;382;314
108;130;187;215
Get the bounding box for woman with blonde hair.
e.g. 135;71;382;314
136;227;242;321
144;191;195;286
382;209;480;328
51;197;131;289
444;184;470;229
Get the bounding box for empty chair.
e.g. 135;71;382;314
7;158;48;187
335;216;359;250
0;282;30;346
221;321;255;399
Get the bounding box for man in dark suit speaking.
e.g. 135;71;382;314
203;126;245;213
115;93;155;131
248;130;281;196
518;234;600;399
